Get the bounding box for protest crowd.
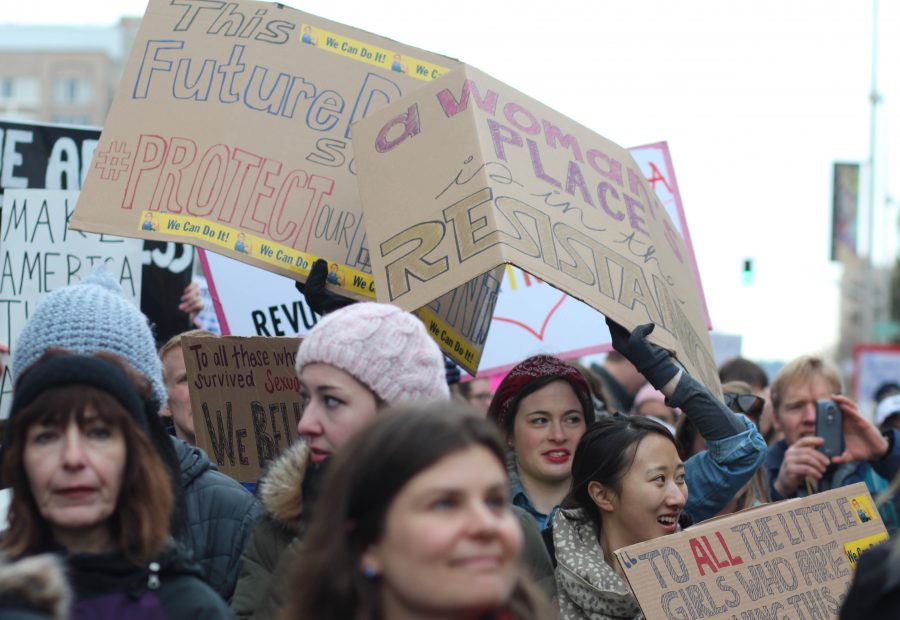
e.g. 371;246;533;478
0;260;898;619
2;2;900;619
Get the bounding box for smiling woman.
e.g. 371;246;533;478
282;405;554;620
0;350;233;619
487;355;597;532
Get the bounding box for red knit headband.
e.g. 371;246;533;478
490;355;591;429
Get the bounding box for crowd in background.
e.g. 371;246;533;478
0;260;898;619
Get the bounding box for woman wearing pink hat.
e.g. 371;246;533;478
231;302;451;619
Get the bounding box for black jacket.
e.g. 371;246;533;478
174;438;264;600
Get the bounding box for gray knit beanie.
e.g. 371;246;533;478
295;302;449;404
11;269;166;407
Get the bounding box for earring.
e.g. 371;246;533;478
361;563;378;580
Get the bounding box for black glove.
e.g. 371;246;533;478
444;356;461;386
605;317;679;390
295;259;356;316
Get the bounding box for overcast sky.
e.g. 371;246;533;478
5;0;899;363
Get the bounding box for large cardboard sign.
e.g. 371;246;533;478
614;483;888;620
0;189;143;419
182;334;302;483
70;0;459;301
352;65;718;388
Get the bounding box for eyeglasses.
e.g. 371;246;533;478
724;392;764;418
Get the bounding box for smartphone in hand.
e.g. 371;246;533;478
816;400;844;458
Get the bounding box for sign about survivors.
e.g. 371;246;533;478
615;483;888;620
70;0;459;300
0;189;143;419
352;64;717;388
182;334;302;483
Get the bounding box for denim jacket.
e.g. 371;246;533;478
510;413;766;530
509;455;557;531
682;414;767;524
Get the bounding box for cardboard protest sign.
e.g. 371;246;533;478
352;65;718;388
478;142;706;376
70;0;459;301
0;189;143;419
182;334;302;483
198;248;320;337
614;483;888;620
629;142;710;329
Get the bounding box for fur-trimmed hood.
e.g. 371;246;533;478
257;441;309;532
0;553;71;620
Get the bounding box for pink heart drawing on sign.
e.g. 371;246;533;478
492;294;567;341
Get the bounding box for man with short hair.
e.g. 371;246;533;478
765;355;900;530
159;329;215;444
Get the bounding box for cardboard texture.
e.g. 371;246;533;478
0;189;143;420
352;65;718;387
70;0;459;300
614;483;888;620
182;334;302;483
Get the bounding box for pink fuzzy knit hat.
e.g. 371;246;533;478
295;302;449;404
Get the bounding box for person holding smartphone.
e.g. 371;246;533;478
765;356;900;531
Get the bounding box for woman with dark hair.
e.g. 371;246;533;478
283;405;554;620
232;302;453;619
550;319;768;619
555;415;684;619
1;351;232;619
487;355;597;533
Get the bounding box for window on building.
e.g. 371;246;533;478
0;76;40;107
53;77;93;105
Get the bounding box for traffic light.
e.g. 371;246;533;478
742;259;753;285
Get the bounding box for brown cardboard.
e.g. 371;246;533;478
351;65;718;386
70;0;459;301
182;334;302;483
614;483;888;620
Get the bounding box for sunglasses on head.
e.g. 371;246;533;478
724;392;764;418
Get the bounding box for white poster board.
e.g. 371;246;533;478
0;189;143;418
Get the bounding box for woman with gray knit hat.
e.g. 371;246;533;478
8;269;262;601
230;301;451;619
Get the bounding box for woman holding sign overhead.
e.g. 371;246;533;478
550;319;766;620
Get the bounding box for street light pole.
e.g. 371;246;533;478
866;0;881;341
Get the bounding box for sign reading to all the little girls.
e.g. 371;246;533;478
182;334;303;483
615;483;888;620
0;189;143;420
69;0;459;301
352;65;716;388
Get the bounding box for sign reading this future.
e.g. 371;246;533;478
70;0;459;300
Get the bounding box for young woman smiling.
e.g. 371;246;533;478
283;405;554;620
487;355;597;533
550;319;767;619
